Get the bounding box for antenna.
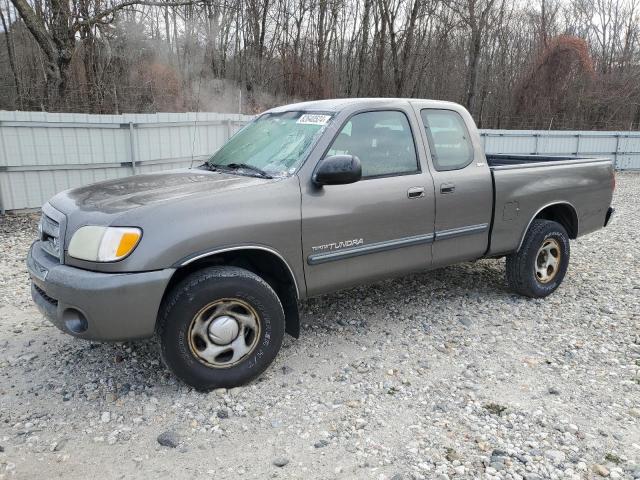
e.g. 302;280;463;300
540;116;554;156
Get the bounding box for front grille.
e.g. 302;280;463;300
33;284;58;306
39;213;61;260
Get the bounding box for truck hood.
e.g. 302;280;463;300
49;168;271;214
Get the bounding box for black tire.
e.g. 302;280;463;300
505;219;570;298
157;266;285;391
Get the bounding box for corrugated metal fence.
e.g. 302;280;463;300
0;111;252;212
1;111;638;211
481;129;640;170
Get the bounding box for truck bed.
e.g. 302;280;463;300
486;154;609;168
486;154;614;256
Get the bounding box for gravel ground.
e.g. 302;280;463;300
1;173;639;480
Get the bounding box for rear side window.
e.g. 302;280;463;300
327;111;418;178
421;109;473;171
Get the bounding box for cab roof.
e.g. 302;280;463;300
265;98;462;114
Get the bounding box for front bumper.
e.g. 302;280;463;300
27;241;174;341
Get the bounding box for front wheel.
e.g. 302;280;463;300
505;219;570;298
157;266;285;390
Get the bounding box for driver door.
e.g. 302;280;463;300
301;109;435;296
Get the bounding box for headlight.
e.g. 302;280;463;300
68;226;142;262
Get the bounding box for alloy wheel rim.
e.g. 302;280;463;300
187;298;261;368
535;238;561;284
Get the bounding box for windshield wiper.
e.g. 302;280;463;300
224;163;273;179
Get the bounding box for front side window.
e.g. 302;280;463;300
326;110;418;178
421;109;474;171
207;111;333;177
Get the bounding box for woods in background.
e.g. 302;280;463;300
0;0;639;130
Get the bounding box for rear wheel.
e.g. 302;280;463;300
505;219;570;298
157;266;285;390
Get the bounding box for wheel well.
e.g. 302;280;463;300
164;250;300;338
534;203;578;239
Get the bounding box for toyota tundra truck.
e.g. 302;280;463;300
27;98;615;390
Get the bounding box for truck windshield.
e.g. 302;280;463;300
206;111;333;177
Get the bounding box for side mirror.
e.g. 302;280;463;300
313;155;362;186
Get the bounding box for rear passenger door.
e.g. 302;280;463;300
418;108;493;266
301;109;435;296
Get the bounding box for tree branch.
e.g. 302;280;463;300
9;0;57;63
75;0;200;28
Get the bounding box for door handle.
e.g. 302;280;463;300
440;183;456;194
407;186;425;199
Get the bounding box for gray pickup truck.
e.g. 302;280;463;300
27;98;615;389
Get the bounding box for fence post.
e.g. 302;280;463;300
534;133;539;154
0;168;4;215
128;122;137;175
575;134;581;157
225;119;232;140
0;179;4;215
0;125;6;214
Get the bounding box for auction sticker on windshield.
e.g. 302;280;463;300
297;114;332;125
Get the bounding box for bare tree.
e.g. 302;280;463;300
1;0;639;129
0;0;23;106
9;0;197;108
444;0;499;113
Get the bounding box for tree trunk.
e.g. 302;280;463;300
540;0;547;47
398;0;420;96
375;11;386;96
633;105;640;130
465;29;482;114
173;8;180;69
164;6;171;53
205;0;220;76
356;0;371;96
379;0;401;96
317;0;327;93
258;0;269;61
48;0;75;109
10;0;77;110
0;2;23;107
